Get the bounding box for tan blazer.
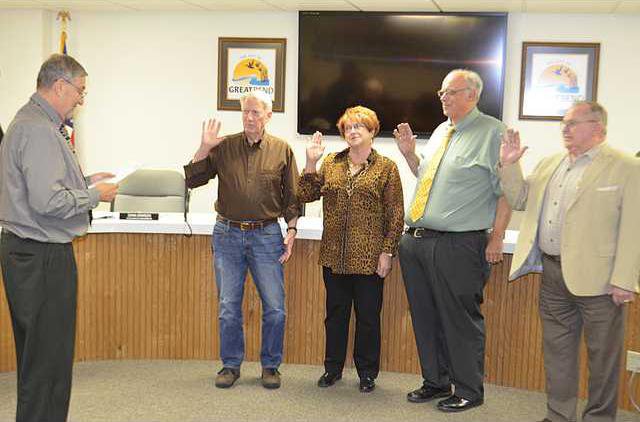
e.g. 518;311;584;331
499;143;640;296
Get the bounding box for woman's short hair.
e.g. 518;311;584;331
336;106;380;138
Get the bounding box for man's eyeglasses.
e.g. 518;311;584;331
61;78;87;99
560;119;599;129
437;87;470;99
343;122;366;132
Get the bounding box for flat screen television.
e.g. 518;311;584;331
298;11;508;136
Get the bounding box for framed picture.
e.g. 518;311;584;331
217;37;286;112
519;42;600;120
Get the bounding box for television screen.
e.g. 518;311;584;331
298;12;508;136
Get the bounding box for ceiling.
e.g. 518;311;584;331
0;0;638;13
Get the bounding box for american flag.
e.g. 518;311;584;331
58;11;75;148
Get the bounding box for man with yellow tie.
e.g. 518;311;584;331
393;69;511;412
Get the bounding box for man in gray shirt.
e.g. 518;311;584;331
0;54;117;422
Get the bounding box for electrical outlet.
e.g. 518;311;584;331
627;350;640;372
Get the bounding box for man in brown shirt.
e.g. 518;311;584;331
184;91;300;390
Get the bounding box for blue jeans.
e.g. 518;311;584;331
212;221;286;369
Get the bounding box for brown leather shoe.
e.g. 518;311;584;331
261;368;281;389
215;367;240;388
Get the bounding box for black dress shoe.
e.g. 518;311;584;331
407;384;452;403
359;376;376;393
437;395;484;412
317;372;342;388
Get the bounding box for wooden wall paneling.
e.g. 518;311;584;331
1;233;639;410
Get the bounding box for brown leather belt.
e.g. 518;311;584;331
542;253;561;263
216;216;277;231
405;227;486;238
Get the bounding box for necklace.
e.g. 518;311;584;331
347;155;363;175
345;154;369;197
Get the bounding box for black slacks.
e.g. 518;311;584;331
0;230;78;422
398;230;490;401
322;267;384;379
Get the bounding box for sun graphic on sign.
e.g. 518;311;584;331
232;58;270;86
537;64;579;93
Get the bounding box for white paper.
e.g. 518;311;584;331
89;164;141;187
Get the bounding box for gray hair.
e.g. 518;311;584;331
239;91;273;112
37;54;87;90
572;101;608;134
447;69;484;100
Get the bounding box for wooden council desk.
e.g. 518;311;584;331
0;213;638;410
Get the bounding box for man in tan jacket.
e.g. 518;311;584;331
499;101;639;422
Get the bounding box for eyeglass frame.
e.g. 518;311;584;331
560;119;600;130
60;77;87;99
436;87;471;99
342;122;369;133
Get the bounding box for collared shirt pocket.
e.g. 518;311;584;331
260;169;282;190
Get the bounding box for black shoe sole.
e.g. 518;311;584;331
359;385;375;393
262;383;281;389
407;391;451;403
215;380;238;389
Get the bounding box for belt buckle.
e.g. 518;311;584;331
239;222;252;231
411;227;425;238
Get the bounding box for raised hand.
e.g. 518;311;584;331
500;128;527;165
305;131;325;171
200;118;224;151
393;123;416;156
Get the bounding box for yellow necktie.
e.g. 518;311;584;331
408;125;456;222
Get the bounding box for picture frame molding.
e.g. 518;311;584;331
217;37;287;112
519;41;600;121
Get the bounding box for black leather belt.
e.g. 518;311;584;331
405;227;486;238
542;253;561;263
216;216;277;231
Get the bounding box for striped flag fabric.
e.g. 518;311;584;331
59;11;75;148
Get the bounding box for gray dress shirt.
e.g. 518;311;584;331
538;145;601;255
0;93;100;243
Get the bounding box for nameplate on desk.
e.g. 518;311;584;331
119;212;159;220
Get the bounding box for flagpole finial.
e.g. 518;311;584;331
57;11;71;22
57;11;71;31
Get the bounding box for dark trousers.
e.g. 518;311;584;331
540;255;623;422
322;267;384;379
0;230;78;422
398;230;490;401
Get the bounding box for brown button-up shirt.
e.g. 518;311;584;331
184;131;300;222
298;148;404;275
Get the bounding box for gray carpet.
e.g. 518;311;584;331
0;360;638;422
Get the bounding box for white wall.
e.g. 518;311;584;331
1;10;638;213
0;9;52;130
503;13;640;174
